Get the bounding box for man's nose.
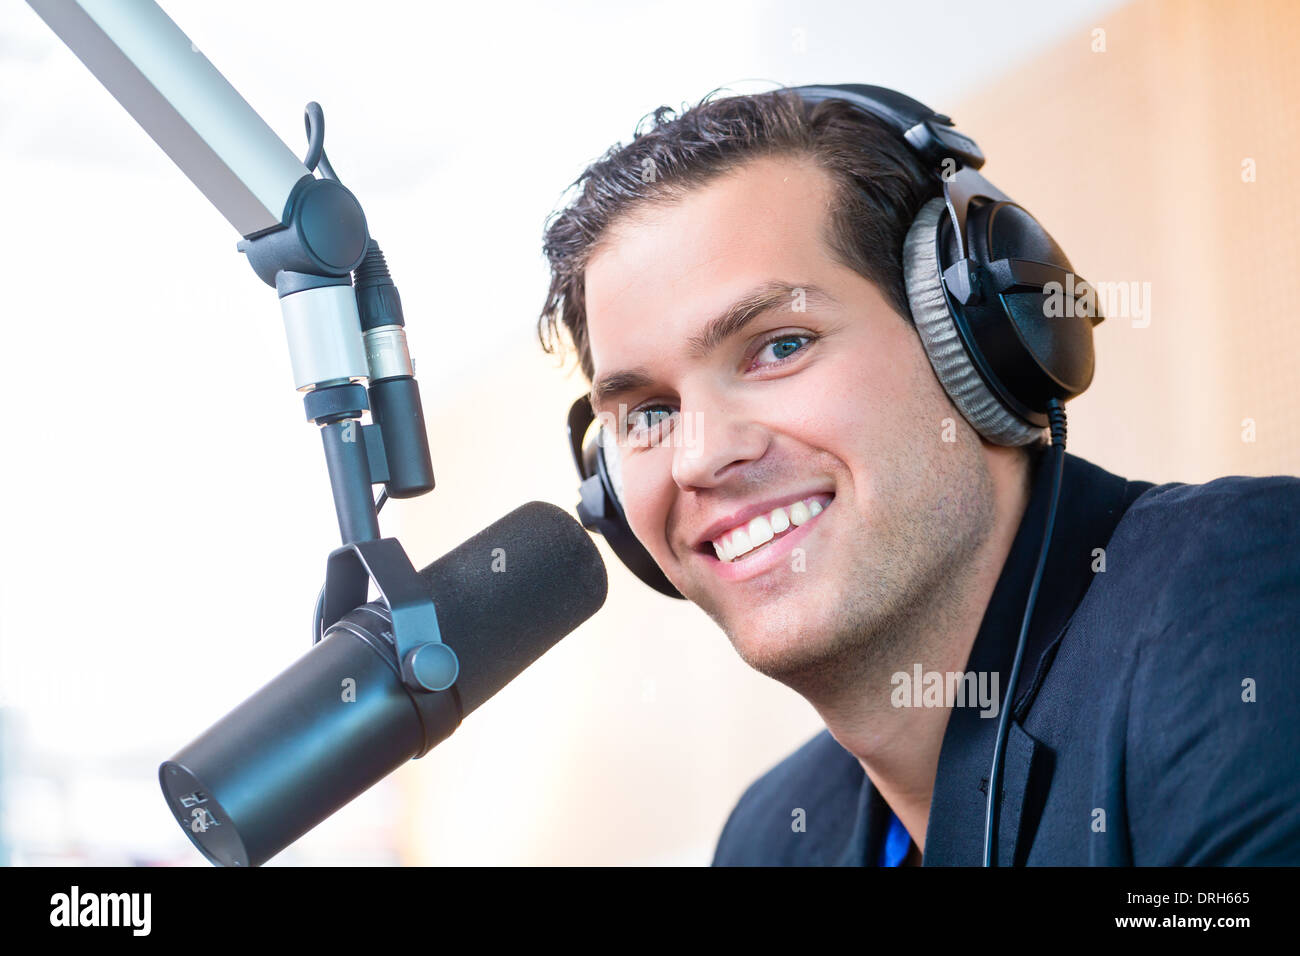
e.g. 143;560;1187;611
670;405;770;491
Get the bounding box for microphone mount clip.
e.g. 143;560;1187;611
318;537;460;695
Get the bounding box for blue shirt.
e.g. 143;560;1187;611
879;810;912;867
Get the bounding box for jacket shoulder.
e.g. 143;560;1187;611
1098;472;1300;862
712;728;864;866
1102;472;1300;599
1095;470;1300;667
1115;471;1300;541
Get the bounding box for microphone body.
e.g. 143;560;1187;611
160;501;607;867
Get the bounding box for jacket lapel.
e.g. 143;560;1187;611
992;721;1043;866
922;451;1148;865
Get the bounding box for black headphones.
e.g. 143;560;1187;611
566;83;1103;599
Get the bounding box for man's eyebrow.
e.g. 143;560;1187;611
687;281;835;357
589;281;835;411
590;367;655;411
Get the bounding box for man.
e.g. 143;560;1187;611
536;88;1300;865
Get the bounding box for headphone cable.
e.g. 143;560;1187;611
982;397;1067;866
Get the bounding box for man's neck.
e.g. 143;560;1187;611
810;445;1034;855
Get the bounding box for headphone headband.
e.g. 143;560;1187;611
790;83;986;171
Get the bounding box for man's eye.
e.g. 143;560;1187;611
626;406;674;434
754;333;813;367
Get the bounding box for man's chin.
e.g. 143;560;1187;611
713;600;844;682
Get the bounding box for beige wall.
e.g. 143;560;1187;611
390;0;1299;864
954;0;1299;482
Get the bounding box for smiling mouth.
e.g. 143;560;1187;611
701;494;834;563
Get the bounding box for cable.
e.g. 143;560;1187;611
302;101;344;187
302;102;323;174
312;490;388;643
302;98;365;643
317;149;342;185
982;397;1067;866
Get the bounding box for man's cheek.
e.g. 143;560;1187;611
776;361;879;437
814;376;898;459
623;475;673;562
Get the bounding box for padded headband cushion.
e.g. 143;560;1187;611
597;424;626;507
902;197;1044;447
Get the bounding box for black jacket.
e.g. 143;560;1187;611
712;450;1300;865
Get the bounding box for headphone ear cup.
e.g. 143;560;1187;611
575;425;683;600
903;197;1045;447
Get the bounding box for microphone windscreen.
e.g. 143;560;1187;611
416;501;608;716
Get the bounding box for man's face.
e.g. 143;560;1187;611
584;155;995;688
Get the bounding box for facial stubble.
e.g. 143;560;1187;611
708;428;998;707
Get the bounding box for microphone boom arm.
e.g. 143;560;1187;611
26;0;453;755
28;0;311;236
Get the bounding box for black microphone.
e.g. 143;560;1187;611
159;501;608;867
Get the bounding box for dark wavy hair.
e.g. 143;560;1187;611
537;87;939;380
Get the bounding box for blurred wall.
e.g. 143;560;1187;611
391;0;1300;864
954;0;1299;481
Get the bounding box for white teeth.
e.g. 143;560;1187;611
769;507;790;533
710;497;829;561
